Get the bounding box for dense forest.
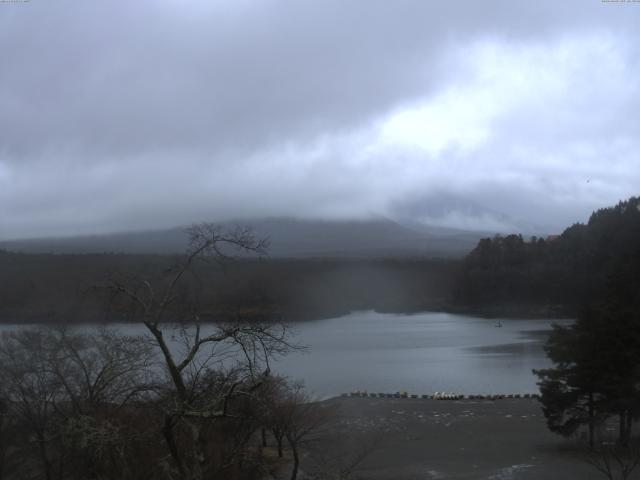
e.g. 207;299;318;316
531;199;640;456
2;196;639;324
0;252;457;324
454;196;640;317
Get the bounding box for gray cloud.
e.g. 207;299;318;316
1;0;639;239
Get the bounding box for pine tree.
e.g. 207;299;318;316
536;301;640;445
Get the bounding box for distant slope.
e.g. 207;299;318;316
0;227;189;255
0;217;484;258
249;218;479;257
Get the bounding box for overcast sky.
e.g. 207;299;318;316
1;0;639;239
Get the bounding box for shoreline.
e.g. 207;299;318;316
0;306;574;325
308;396;602;479
335;391;542;401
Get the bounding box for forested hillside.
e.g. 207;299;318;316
454;197;640;316
0;252;457;323
3;197;639;323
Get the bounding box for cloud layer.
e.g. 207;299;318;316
1;0;639;238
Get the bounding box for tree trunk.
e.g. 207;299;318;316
619;411;625;445
290;443;299;480
0;440;5;480
193;423;207;480
272;429;284;458
37;435;52;480
588;392;595;448
261;428;267;448
145;323;188;400
0;414;5;480
162;415;186;478
619;411;630;446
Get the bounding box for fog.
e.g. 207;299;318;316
1;1;639;239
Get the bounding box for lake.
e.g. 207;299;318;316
273;311;568;398
0;311;568;399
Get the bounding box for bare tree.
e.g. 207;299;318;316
260;379;372;480
51;328;158;480
0;224;300;480
0;327;158;480
0;396;12;480
261;382;332;480
256;375;291;458
48;327;156;414
106;223;297;480
0;329;63;480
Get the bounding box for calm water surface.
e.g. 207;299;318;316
0;311;570;398
275;311;570;397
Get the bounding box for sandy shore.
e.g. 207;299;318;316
300;397;604;479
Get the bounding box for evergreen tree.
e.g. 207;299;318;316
534;316;604;446
535;301;640;445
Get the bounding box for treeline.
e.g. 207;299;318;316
4;197;640;324
533;201;640;450
454;196;640;317
0;252;458;324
